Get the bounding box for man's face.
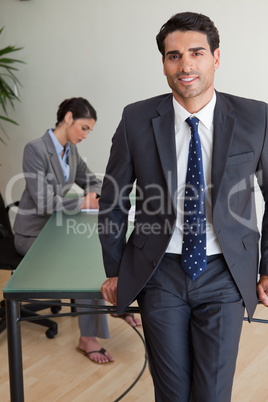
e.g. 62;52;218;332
162;30;220;111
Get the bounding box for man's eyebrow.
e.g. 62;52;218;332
188;47;206;52
166;47;206;56
166;50;181;56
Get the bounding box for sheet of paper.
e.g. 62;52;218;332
81;206;136;220
128;205;135;222
80;209;99;213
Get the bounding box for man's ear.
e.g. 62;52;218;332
162;56;167;76
214;48;220;71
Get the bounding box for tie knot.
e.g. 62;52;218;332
186;116;199;133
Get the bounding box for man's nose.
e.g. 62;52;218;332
179;56;193;73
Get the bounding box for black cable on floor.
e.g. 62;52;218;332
114;326;148;402
17;298;149;399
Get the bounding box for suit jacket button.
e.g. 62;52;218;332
153;261;156;267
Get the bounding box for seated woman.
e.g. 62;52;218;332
14;97;140;364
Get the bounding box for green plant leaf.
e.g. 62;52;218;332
0;115;19;125
0;45;24;57
0;26;24;144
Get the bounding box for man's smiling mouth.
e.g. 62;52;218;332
179;77;197;82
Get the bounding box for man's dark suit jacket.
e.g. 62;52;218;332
99;91;268;319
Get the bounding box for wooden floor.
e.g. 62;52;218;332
1;269;268;402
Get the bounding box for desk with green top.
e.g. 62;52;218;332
3;211;135;402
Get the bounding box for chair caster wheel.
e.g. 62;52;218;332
51;305;61;314
46;328;57;339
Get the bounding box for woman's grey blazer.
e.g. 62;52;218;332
14;130;102;237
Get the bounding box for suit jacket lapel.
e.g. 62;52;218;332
152;94;177;212
151;92;236;213
66;145;75;185
212;92;236;207
43;131;65;185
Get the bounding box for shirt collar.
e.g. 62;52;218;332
48;129;70;157
173;91;216;131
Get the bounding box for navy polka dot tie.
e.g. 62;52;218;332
181;117;207;279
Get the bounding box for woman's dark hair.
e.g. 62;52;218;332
156;12;220;58
56;97;97;126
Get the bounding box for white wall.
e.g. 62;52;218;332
1;0;268;204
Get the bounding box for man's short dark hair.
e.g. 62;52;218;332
156;12;220;58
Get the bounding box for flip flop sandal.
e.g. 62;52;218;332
76;347;114;364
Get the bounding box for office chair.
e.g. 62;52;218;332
0;192;60;338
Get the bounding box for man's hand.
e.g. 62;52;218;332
101;277;118;305
80;192;99;210
257;274;268;306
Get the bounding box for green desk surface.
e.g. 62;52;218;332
3;212;108;298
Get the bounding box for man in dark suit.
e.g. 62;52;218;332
98;12;268;401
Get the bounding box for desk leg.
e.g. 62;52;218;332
6;299;24;402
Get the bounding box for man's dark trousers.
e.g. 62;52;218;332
137;253;245;402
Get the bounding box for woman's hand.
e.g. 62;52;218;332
80;192;99;209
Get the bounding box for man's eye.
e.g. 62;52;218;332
169;54;179;61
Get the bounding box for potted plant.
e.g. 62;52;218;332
0;26;24;145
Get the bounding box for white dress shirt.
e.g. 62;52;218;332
166;92;222;256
